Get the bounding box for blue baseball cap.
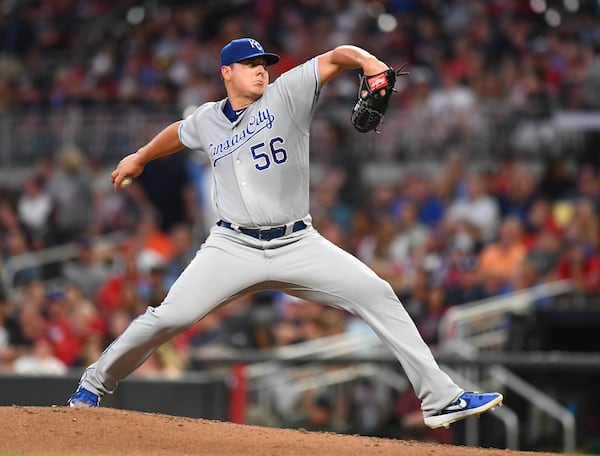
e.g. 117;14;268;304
220;38;280;67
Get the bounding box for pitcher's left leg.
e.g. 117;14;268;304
269;230;462;416
71;229;269;405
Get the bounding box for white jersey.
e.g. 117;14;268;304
179;58;320;228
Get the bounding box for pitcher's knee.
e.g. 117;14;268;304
144;305;198;336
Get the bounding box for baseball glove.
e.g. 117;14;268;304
351;64;409;133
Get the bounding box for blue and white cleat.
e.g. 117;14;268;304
68;386;100;408
424;392;503;429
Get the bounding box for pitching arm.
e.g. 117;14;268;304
111;120;185;191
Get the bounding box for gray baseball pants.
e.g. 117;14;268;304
80;226;462;416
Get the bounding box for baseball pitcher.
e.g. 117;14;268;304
68;38;502;429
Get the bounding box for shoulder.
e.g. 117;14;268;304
271;58;319;87
186;101;223;119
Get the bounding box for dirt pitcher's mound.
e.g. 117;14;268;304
0;406;557;456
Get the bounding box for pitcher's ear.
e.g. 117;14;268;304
221;65;231;81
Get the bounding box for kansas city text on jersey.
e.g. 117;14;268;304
210;107;275;165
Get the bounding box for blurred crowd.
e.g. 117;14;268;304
0;0;600;446
0;146;598;375
1;0;600;113
3;0;600;166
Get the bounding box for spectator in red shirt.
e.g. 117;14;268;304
44;288;81;367
555;240;600;293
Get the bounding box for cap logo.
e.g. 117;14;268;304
248;39;263;51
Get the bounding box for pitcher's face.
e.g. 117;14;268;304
223;57;269;101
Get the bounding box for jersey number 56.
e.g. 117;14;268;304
251;137;287;171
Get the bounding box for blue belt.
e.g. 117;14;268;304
217;219;307;241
